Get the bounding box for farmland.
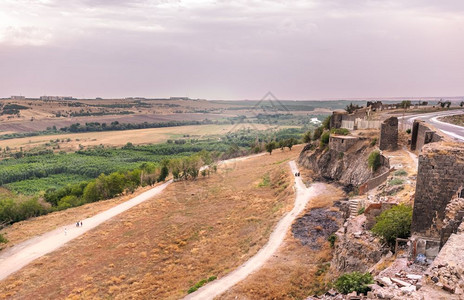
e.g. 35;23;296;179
0;147;300;299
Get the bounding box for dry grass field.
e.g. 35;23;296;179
218;185;344;300
0;146;302;299
0;123;291;153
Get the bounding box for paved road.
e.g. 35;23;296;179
399;109;464;141
0;153;266;282
184;161;327;300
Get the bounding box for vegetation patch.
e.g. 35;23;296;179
335;272;373;295
388;178;404;186
367;150;381;172
371;204;412;247
394;169;408;176
187;276;217;293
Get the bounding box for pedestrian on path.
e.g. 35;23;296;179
80;221;83;227
64;228;67;236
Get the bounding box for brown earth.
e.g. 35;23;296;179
0;147;302;299
439;114;464;127
218;185;345;300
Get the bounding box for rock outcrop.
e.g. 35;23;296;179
298;139;389;188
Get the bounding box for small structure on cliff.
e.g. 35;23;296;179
379;117;398;151
328;135;359;152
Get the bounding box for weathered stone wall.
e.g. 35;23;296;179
329;135;359;152
410;120;443;152
358;167;393;195
379;117;398;150
411;143;464;237
330;110;347;129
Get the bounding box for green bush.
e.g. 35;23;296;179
358;207;365;215
187;276;217;293
389;178;404;186
394;169;408;176
328;234;337;248
320;132;330;147
371;204;412;247
322;115;332;130
0;233;8;244
313;126;323;141
367;150;381;172
406;128;411;134
330;128;350;135
370;138;377;147
303;130;312;143
335;272;373;295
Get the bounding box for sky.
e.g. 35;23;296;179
1;0;464;100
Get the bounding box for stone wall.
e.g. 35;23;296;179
410;120;443;152
411;142;464;237
329;135;359;152
379;117;398;150
358;167;393;195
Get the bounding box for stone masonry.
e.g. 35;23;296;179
410;119;442;152
411;142;464;237
379;116;398;150
328;135;359;152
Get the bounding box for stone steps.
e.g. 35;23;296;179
349;199;360;219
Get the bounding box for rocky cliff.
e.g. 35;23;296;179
298;139;389;188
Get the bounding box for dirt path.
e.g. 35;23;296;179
184;160;326;300
0;153;266;282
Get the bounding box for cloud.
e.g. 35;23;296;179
0;0;463;99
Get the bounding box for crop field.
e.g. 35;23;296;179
0;147;300;299
0;123;288;153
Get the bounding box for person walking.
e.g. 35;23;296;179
80;221;83;227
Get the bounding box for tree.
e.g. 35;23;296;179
345;102;361;114
460;101;464;107
320;132;330;147
322;115;332;129
302;130;312;143
400;100;411;109
265;141;276;155
313;126;323;141
368;150;381;172
372;204;413;247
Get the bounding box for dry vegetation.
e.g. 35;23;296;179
0;123;287;153
439;114;464;127
0;147;302;299
218;184;345;300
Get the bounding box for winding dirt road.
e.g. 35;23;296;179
0;153;265;282
184;160;326;300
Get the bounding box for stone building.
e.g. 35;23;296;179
379;117;398;150
328;135;359;152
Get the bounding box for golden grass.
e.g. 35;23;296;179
0;147;303;299
0;124;296;153
218;181;345;300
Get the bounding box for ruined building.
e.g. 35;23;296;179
379;117;398;151
410;119;442;152
411;142;464;249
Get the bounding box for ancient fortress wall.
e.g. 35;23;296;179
379;117;398;150
411;143;464;237
410;120;443;152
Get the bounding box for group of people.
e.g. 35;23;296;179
76;220;83;227
294;172;301;177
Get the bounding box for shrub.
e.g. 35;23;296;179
371;204;412;247
313;126;323;141
322;115;332;130
370;138;377;147
335;272;373;295
187;276;217;293
0;233;8;244
394;169;407;176
389;178;404;186
330;128;350;135
303;130;312;143
320;132;330;147
328;234;337;248
265;141;276;155
358;207;365;215
406;128;411;134
367;150;381;172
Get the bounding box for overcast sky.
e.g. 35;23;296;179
1;0;463;100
